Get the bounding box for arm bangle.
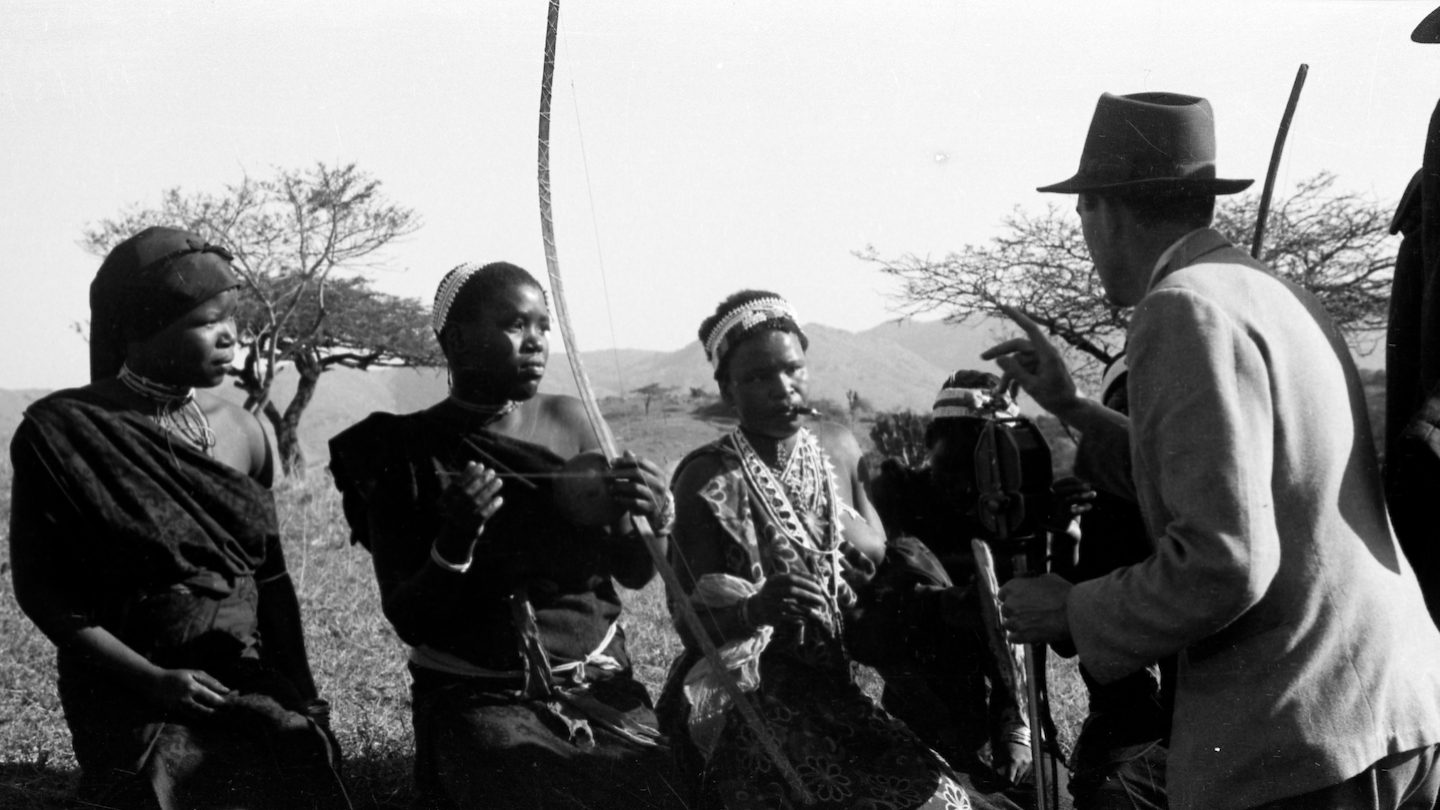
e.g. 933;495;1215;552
739;595;758;630
430;543;473;574
655;489;676;535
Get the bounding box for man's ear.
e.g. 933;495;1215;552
718;377;734;407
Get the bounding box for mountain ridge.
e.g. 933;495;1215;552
0;316;1386;466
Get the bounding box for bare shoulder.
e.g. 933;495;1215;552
808;420;864;470
534;393;601;455
196;390;270;479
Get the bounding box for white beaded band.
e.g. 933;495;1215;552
432;262;484;336
932;386;1019;419
703;297;804;370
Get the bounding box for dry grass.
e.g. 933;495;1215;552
0;405;1086;809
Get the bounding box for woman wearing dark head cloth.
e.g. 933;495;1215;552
329;261;680;809
8;227;350;809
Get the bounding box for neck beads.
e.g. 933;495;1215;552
118;364;218;455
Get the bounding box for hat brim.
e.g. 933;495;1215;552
1415;6;1440;43
1036;175;1254;195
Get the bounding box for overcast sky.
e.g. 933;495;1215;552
3;0;1437;389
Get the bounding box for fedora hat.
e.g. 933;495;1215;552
1414;6;1440;43
1038;92;1253;195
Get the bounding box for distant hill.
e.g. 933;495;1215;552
551;319;1000;412
859;317;1009;376
0;319;988;467
0;317;1391;469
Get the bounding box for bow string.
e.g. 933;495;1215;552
534;1;810;800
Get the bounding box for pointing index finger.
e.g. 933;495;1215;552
997;305;1046;342
980;337;1032;361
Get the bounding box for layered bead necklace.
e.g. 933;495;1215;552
118;364;218;456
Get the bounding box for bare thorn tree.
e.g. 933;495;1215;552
860;172;1396;389
83;162;436;474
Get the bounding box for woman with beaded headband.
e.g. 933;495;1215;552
329;261;680;809
863;370;1040;798
9;227;350;809
656;290;1017;810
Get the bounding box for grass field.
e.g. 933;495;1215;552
0;399;1084;809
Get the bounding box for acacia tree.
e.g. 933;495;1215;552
83;162;436;474
633;383;677;415
860;172;1396;388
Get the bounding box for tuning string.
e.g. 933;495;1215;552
561;24;629;416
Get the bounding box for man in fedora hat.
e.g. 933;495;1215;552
987;91;1440;809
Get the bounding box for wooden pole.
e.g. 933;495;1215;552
1252;64;1310;259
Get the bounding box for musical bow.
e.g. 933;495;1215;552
533;1;811;801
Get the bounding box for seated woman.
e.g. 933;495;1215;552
9;227;350;809
657;290;1018;810
328;261;679;809
864;371;1033;789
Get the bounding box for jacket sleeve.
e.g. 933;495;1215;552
1068;287;1280;683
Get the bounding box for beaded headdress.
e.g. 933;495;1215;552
432;262;483;336
703;296;805;371
932;370;1019;419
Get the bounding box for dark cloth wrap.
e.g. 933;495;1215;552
328;400;678;809
9;388;349;809
89;226;240;381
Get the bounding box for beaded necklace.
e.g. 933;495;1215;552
117;364;218;456
447;395;519;426
730;426;853;628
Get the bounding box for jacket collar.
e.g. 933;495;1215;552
1147;227;1235;292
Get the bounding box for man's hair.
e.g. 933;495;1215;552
1108;189;1217;229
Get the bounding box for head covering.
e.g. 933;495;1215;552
702;294;806;371
932;369;1018;419
89;227;240;381
432;262;483;336
1416;6;1440;42
1037;92;1253;196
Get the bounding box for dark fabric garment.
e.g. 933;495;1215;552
1386;150;1440;627
1067;737;1167;810
329;402;627;668
410;665;678;810
14;388;278;616
865;461;1027;768
9;389;349;810
1059;363;1172;809
328;400;678;808
1248;744;1440;810
88;226;240;381
658;435;1017;810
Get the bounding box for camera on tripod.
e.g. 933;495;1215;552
967;401;1056;567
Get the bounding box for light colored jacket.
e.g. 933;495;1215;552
1068;228;1440;810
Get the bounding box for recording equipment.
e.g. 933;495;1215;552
969;408;1062;810
972;413;1053;550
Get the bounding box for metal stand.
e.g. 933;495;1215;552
974;418;1060;810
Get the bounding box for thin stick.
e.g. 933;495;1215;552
460;436;540;491
1252;64;1309;259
